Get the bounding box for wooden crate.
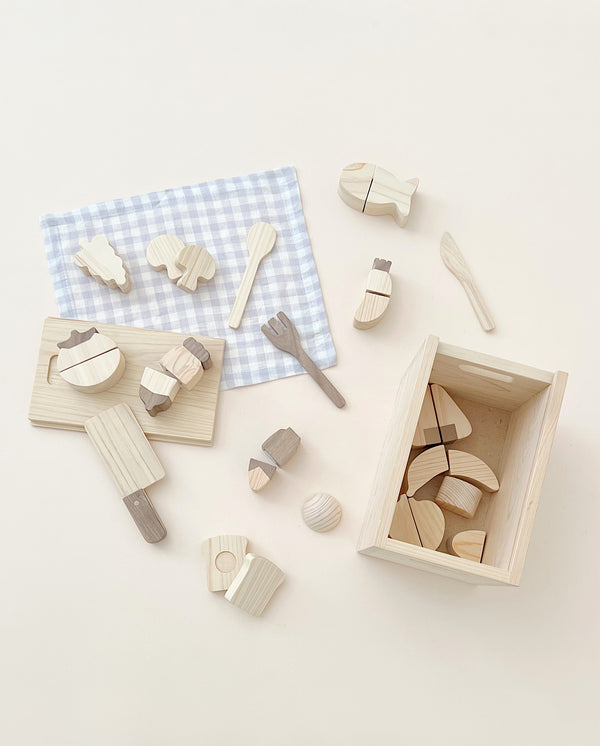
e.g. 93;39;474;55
357;336;568;585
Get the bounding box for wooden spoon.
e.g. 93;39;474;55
228;222;276;329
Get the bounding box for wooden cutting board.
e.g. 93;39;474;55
28;317;226;446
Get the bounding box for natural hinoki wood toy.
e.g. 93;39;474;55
160;337;211;390
338;162;418;226
389;494;422;545
435;476;483;519
440;232;495;332
408;498;445;550
412;386;441;447
430;384;472;442
447;530;486;563
248;458;277;492
175;244;216;292
203;535;249;591
405;444;448;496
262;427;301;467
74;235;131;293
354;258;392;329
262;312;346;408
229;222;277;329
146;235;185;281
57;327;125;393
447;450;499;492
139;366;181;416
84;403;166;542
224;553;285;617
302;493;342;533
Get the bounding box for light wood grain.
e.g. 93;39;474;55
408;498;445;550
354;258;392;329
406;444;448;497
74;235;130;293
435;476;482;519
448;530;486;562
224;554;285;617
84;403;165;496
175;245;216;292
57;328;126;393
338;162;417;226
447;450;499;492
139;366;181;416
248;458;276;491
228;222;276;329
122;489;167;543
412;385;441;447
440;232;495;332
261;427;301;467
203;535;249;591
29;317;225;446
389;494;421;545
430;383;472;442
160;345;204;390
338;162;375;212
146;235;185;281
262;312;346;408
302;493;342;532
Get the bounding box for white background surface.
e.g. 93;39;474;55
2;2;599;744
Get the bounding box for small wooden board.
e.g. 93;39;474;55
224;553;285;617
29;317;225;446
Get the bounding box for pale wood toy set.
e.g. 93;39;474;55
29;161;568;618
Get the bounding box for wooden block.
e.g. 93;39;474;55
302;493;342;533
74;235;131;293
435;476;483;519
447;530;486;562
146;235;185;281
248;458;276;492
338;162;418;227
139;366;181;416
122;489;167;543
389;494;421;545
182;337;212;369
57;327;125;393
406;444;448;497
175;245;216;292
160;344;204;390
203;535;249;591
408;498;445;550
84;403;165;496
448;450;500;492
262;427;301;467
354;258;392;330
224;553;285;617
412;385;441;447
430;383;472;442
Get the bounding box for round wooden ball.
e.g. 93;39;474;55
302;493;342;533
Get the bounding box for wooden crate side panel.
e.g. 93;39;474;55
357;336;439;551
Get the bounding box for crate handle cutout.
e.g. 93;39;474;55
458;364;514;384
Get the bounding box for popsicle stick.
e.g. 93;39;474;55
228;223;276;329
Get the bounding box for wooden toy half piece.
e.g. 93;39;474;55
302;493;342;533
447;530;486;562
406;444;448;497
440;232;495;332
262;312;346;408
204;535;249;591
57;327;125;393
408;498;445;550
248;458;276;492
228;222;277;329
175;245;216;292
146;235;185;281
139;366;181;417
74;235;131;293
160;337;211;390
430;383;472;442
354;258;392;330
412;385;441;447
84;403;166;542
389;494;421;546
338;162;418;227
435;476;482;519
262;427;301;467
447;450;499;492
224;553;285;617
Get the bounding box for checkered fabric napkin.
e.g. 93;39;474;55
41;166;337;389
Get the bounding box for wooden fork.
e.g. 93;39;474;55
261;312;346;408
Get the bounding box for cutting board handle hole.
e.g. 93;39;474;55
458;364;514;383
46;354;59;384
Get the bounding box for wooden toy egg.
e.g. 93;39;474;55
302;493;342;533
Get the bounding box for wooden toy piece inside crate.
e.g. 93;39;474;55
358;336;567;586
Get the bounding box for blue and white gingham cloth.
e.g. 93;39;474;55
41;166;336;389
